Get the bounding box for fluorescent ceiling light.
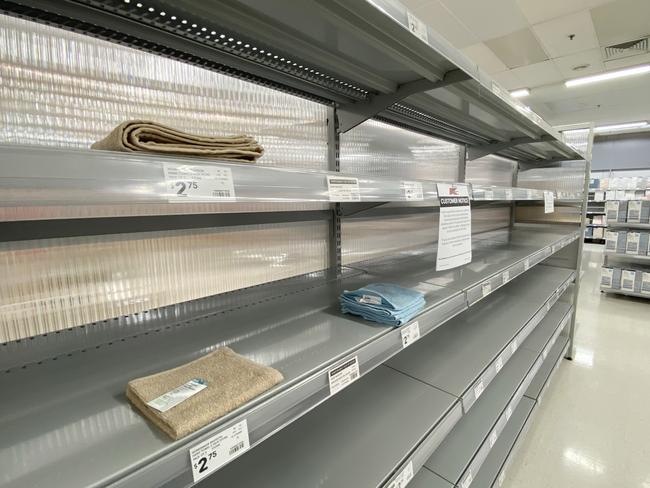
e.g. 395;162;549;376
594;121;648;133
565;64;650;87
510;88;530;98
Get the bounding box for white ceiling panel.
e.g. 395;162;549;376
411;1;479;48
591;0;650;47
438;0;529;41
533;10;600;58
485;28;549;69
510;60;565;87
516;0;615;25
490;70;524;90
553;48;606;78
462;43;508;73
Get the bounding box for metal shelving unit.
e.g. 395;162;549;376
0;1;590;487
601;222;650;299
196;266;574;488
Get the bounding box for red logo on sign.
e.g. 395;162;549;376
449;186;459;195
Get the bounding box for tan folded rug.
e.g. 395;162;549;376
126;347;283;440
91;120;264;162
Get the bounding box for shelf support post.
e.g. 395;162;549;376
328;106;343;277
337;69;470;133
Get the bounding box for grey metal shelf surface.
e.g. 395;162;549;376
411;298;572;488
198;259;573;488
0;0;584;163
608;223;650;230
386;265;573;411
468;331;570;488
468;397;536;488
0;225;577;488
586;224;607;228
199;365;460;488
525;333;571;404
601;287;650;300
0;145;558;222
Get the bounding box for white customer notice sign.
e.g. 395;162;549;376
436;183;472;271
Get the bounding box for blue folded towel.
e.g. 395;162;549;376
340;283;425;326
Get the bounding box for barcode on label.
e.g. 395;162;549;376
228;441;245;456
212;190;231;198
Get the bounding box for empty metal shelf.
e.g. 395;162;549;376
198;365;460;488
469;397;536;488
386;265;574;412
421;299;572;487
525;335;571;403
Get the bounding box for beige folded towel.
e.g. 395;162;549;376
126;347;283;440
92;120;264;162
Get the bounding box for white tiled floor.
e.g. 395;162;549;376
503;244;650;488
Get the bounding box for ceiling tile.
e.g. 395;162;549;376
553;48;605;78
490;70;523;90
516;0;615;25
411;1;479;48
532;10;599;58
485;28;549;69
461;43;508;74
604;52;650;70
510;60;565;87
591;0;650;47
437;0;529;41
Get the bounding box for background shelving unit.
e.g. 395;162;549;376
0;1;591;488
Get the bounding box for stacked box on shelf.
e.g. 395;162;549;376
625;232;649;256
621;270;642;293
605;201;627;222
627;200;650;224
605;230;627;252
600;267;621;289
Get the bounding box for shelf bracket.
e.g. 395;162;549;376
337;69;471;133
468;135;554;160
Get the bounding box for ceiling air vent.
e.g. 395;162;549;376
603;37;649;61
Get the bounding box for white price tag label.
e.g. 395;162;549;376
505;189;513;200
401;181;424;201
328;356;360;395
489;430;498;448
510;339;518;354
524;258;530;271
546;300;551;312
189;420;250;482
147;378;207;412
543;347;549;360
327;176;360;202
551;245;557;254
388;460;414;488
482;281;492;297
495;355;504;373
505;405;513;421
526;189;533;199
474;380;485;400
544;191;555;213
164;164;236;201
401;321;421;349
484;189;494;200
406;11;428;43
502;270;510;283
460;471;473;488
